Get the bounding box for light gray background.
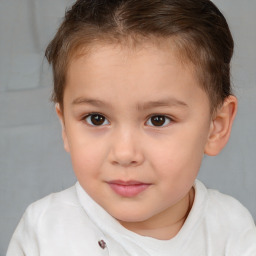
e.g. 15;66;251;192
0;0;255;255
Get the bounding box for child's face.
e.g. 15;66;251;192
59;41;213;226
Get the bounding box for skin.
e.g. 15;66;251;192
57;41;237;240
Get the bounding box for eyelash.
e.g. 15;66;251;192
146;114;173;127
82;113;173;127
83;113;110;126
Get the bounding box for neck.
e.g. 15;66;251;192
119;187;195;240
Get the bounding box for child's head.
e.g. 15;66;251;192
46;0;234;114
45;0;237;237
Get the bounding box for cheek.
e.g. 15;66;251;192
149;128;207;179
68;135;107;178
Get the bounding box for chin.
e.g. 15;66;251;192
111;208;154;223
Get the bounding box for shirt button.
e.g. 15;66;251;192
98;239;107;249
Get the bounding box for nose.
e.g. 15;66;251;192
109;128;144;167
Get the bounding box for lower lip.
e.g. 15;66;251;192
108;183;150;197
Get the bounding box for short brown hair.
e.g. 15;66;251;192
45;0;234;112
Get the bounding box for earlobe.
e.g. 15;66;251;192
204;95;237;156
55;104;70;152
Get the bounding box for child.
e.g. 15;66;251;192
7;0;256;255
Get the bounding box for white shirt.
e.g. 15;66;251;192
7;180;256;256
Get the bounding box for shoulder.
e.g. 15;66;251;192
22;184;97;233
25;185;80;219
195;180;254;225
13;184;86;235
195;180;255;228
195;180;256;255
204;184;255;228
7;184;105;255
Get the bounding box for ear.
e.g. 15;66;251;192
204;95;237;156
55;104;70;152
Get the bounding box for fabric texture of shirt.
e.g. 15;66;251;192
7;180;256;256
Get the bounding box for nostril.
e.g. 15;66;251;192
111;159;138;167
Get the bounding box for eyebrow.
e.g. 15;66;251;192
137;98;188;110
72;97;188;110
72;97;111;108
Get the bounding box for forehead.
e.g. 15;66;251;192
66;40;195;90
68;39;197;80
64;41;210;114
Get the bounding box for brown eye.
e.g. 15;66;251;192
85;114;109;126
146;115;171;127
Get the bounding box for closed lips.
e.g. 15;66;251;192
108;180;151;197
